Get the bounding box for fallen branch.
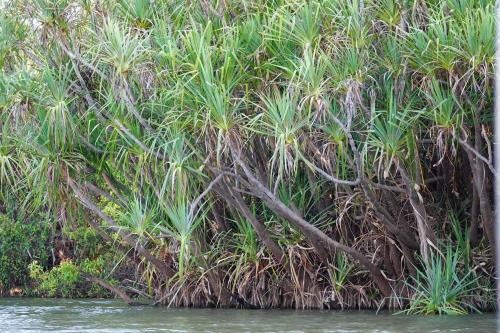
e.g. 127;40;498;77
82;274;143;306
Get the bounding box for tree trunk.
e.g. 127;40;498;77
235;157;393;297
64;173;175;280
461;137;495;249
397;159;436;264
83;274;142;306
214;179;284;261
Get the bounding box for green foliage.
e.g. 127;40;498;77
29;257;110;298
449;213;472;269
117;0;153;29
233;217;259;264
0;14;27;67
161;197;204;276
328;253;354;293
99;18;147;76
29;260;80;297
402;247;480;315
67;226;102;258
0;214;50;291
80;257;105;276
101;197;124;221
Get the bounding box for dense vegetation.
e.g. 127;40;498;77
0;0;496;313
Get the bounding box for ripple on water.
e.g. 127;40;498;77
0;298;497;333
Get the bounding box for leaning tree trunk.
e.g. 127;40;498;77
213;177;285;261
63;171;175;280
233;154;393;298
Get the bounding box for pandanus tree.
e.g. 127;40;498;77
0;0;495;311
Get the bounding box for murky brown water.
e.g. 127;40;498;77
0;298;497;332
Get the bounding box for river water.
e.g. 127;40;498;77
0;298;497;332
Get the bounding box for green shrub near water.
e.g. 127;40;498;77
29;260;80;297
0;214;50;292
0;210;119;297
402;247;481;315
29;257;112;298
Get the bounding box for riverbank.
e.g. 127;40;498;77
0;217;495;312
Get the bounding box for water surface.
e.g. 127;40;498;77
0;298;496;332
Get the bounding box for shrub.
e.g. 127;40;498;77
0;214;50;292
403;247;480;315
29;260;80;297
29;255;114;298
